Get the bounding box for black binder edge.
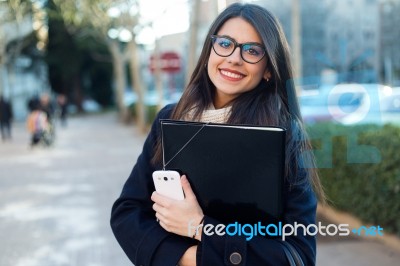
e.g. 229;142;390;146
160;119;287;132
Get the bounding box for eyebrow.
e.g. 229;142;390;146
218;34;263;46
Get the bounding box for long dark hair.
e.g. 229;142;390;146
153;3;325;202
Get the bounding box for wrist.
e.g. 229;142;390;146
192;215;205;241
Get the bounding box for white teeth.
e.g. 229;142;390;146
220;70;243;79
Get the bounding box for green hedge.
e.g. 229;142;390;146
128;103;159;125
307;122;400;237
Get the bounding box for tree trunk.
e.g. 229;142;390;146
73;73;83;112
108;41;128;122
128;40;146;133
154;38;164;111
291;0;302;81
185;0;201;85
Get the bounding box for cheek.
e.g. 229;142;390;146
207;60;212;77
208;52;223;69
250;64;268;81
207;57;219;79
249;67;264;81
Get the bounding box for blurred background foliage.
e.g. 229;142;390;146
1;0;148;130
308;122;400;237
46;0;113;110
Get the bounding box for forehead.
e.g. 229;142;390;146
216;17;262;44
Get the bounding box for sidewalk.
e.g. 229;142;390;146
0;113;399;265
316;208;400;266
0;113;138;266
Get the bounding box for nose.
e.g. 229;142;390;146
227;46;243;65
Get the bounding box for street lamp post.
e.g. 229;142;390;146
292;0;302;81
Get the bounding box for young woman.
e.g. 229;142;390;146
111;3;324;266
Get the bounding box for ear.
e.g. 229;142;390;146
263;69;272;81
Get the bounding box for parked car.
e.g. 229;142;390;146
299;83;395;125
379;86;400;112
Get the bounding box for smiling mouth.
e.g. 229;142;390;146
220;69;245;79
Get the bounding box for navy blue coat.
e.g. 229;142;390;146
111;104;317;266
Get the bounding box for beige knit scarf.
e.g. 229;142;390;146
185;105;232;124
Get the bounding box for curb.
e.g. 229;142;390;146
317;204;400;253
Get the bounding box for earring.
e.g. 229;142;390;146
266;78;269;82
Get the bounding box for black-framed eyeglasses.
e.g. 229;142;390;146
210;35;266;64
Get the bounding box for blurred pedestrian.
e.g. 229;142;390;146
0;95;13;141
26;100;51;147
27;96;40;112
57;94;68;127
40;93;55;124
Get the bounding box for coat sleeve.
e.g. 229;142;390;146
110;104;197;266
197;173;318;266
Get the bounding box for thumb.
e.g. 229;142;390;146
181;175;195;199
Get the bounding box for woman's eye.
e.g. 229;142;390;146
248;48;259;55
244;45;262;56
218;39;232;49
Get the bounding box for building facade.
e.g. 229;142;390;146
218;0;383;86
379;0;400;86
0;6;49;120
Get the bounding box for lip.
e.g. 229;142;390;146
219;68;246;81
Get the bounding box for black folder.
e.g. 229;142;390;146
160;119;286;225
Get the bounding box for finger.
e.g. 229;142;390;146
157;215;173;232
152;202;163;213
154;204;171;220
181;175;195;199
155;212;164;222
151;191;172;206
151;191;159;202
158;219;169;232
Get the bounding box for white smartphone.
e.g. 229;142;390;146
152;170;185;200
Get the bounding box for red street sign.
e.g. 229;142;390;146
149;51;181;73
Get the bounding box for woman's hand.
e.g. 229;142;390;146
151;175;204;239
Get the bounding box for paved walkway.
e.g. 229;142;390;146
0;113;137;266
0;113;399;265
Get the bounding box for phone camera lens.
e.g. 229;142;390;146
163;177;168;181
